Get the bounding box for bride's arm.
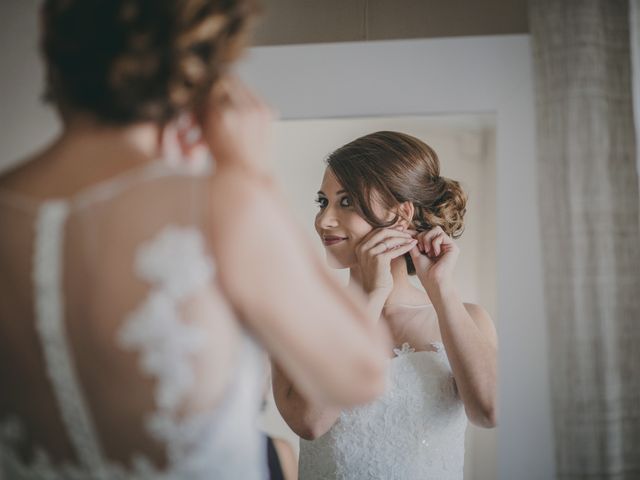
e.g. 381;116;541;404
410;228;498;428
271;360;342;440
201;77;389;408
270;287;393;439
431;291;498;428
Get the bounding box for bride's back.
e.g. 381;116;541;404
0;0;265;475
0;145;266;478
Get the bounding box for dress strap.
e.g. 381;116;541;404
33;200;108;478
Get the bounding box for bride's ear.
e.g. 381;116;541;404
394;201;415;229
160;113;210;167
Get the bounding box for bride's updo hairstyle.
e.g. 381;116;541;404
326;131;467;275
41;0;260;124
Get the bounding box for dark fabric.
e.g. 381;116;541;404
266;435;285;480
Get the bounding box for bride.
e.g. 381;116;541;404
272;131;498;479
0;1;391;478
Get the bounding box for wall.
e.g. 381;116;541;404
0;0;60;172
254;0;528;45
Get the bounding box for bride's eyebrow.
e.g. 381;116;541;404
317;190;347;196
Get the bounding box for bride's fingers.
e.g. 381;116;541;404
415;231;432;254
369;237;416;256
429;235;442;257
227;75;271;114
430;230;456;257
209;74;252;112
417;227;445;254
383;239;418;260
408;244;433;267
209;75;235;107
360;228;413;252
241;82;270;113
409;244;426;261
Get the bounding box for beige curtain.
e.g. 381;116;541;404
529;0;640;479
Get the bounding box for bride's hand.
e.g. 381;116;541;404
354;227;418;295
409;226;459;292
199;74;274;174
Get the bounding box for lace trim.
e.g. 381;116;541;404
2;200;265;479
393;342;416;356
0;159;212;215
33;201;109;477
393;341;444;357
0;416;89;480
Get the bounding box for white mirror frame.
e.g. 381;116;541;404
239;35;555;480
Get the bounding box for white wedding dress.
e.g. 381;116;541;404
0;159;267;479
299;305;467;480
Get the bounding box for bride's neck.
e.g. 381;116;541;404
349;256;428;306
59;113;162;161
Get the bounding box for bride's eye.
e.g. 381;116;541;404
315;197;328;209
340;196;352;207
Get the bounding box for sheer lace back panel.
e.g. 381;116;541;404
299;305;467;480
0;160;267;479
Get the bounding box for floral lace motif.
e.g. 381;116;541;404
393;342;415;357
299;341;467;480
1;221;266;479
118;226;215;460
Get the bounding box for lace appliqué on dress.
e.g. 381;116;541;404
118;226;215;466
0;415;88;480
392;342;415;357
0;224;262;480
1;201;111;479
299;340;467;480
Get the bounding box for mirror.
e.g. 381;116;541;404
258;113;497;479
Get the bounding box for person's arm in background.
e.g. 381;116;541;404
202;76;391;409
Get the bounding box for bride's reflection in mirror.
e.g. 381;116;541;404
268;122;498;479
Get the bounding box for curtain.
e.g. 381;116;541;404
529;1;640;479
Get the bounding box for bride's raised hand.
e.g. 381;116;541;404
409;226;459;292
199;74;275;175
354;227;418;295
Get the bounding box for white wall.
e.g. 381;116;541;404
239;36;555;480
0;0;60;172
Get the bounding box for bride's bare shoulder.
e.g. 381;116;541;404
463;303;497;347
0;144;66;200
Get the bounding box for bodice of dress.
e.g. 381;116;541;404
299;335;467;480
0;160;267;479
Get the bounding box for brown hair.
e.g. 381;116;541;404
41;0;260;124
326;131;467;275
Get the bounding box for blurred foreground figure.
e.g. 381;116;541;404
0;1;389;478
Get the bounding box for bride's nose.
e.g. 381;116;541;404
317;206;339;229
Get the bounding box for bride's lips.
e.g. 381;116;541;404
322;235;348;246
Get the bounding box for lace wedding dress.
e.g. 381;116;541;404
0;159;267;479
299;305;467;480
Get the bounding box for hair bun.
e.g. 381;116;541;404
42;0;260;124
416;176;467;239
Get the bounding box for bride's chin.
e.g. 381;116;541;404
325;252;350;269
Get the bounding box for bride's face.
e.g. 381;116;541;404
314;168;387;269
